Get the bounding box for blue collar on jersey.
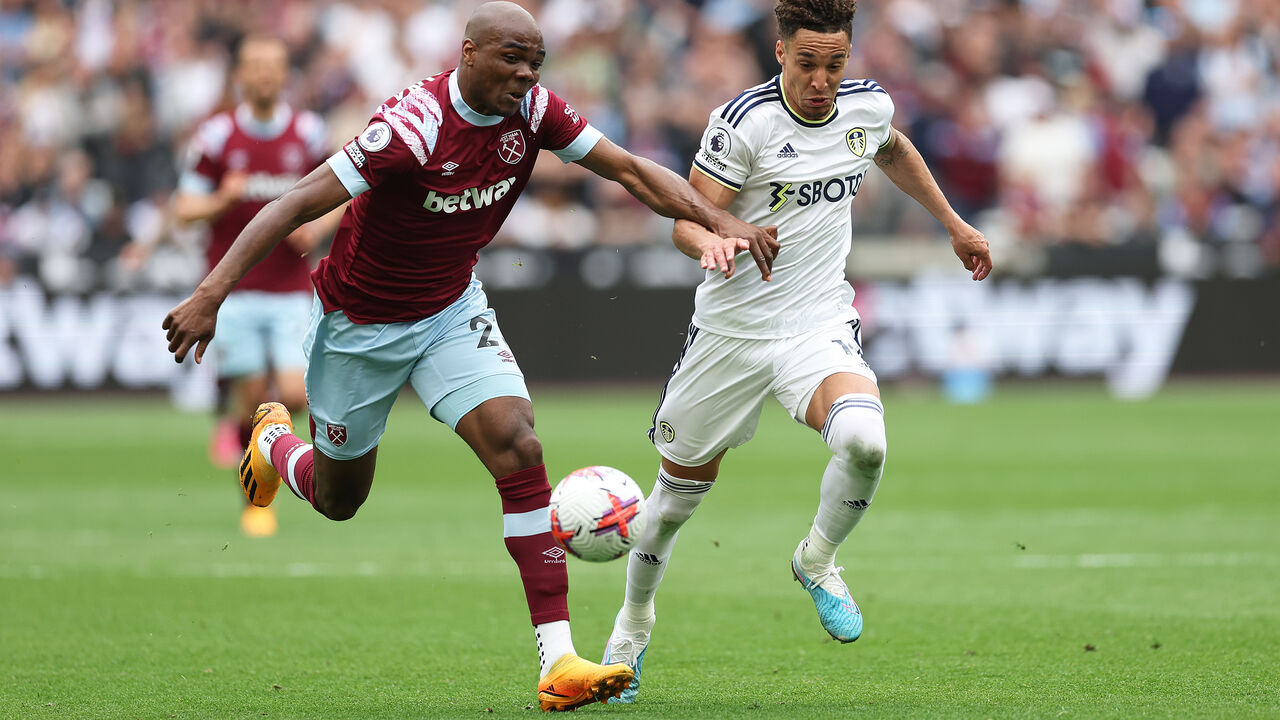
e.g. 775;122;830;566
449;69;505;127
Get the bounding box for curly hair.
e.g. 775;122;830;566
774;0;857;40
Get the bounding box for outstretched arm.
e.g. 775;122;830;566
671;170;770;281
874;128;992;280
163;165;350;363
575;137;778;279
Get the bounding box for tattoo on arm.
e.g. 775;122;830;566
875;147;908;167
875;129;909;168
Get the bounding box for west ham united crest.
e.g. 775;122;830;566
327;423;347;447
498;129;525;164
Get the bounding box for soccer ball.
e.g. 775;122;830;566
549;466;647;562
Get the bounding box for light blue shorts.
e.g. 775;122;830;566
213;290;311;379
303;276;529;460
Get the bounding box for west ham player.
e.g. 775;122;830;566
602;0;993;702
174;35;329;538
162;2;778;712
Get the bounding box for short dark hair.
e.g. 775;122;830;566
774;0;857;40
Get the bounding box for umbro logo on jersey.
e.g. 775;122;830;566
777;142;799;159
441;161;459;175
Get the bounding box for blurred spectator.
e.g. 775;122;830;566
1;0;1279;294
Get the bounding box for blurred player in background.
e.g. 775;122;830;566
173;35;331;538
163;2;777;711
602;0;993;702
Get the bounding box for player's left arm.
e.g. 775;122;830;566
575;138;779;277
874;128;992;280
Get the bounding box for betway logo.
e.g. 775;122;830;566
423;177;516;213
863;276;1196;399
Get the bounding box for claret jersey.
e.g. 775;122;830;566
182;103;329;293
317;69;602;324
690;75;894;339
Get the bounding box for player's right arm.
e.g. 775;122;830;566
672;171;761;281
163;166;350;364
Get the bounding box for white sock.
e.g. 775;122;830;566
623;468;713;619
801;524;841;569
806;394;886;568
535;620;575;677
256;423;291;459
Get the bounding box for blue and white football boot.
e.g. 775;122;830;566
601;610;653;704
791;538;863;643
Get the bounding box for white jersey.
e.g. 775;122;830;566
690;75;894;338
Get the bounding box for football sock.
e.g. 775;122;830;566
271;435;316;508
535;620;576;677
805;394;886;568
623;468;713;619
497;465;570;626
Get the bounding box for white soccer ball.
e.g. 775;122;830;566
549;466;647;562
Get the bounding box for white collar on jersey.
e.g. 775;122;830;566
449;69;506;127
234;102;293;140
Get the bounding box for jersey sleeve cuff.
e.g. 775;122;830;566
326;151;371;198
552;124;604;163
692;159;743;192
177;172;215;195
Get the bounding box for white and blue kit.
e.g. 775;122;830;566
651;75;894;467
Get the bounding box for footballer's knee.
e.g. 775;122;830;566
506;425;543;469
317;498;360;521
824;394;887;472
311;453;375;521
313;485;364;520
652;502;695;529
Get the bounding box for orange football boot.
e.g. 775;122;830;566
238;402;291;507
240;504;278;538
537;653;634;712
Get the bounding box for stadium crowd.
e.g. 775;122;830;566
1;0;1278;293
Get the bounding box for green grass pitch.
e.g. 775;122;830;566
2;382;1278;719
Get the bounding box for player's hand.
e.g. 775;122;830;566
710;214;779;281
217;171;248;204
949;220;993;281
700;236;751;279
162;292;219;364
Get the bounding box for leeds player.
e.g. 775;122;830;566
602;0;992;702
163;2;777;711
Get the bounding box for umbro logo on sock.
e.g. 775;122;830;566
777;142;799;159
633;552;662;566
542;546;567;563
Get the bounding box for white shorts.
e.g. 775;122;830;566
650;320;877;467
213;290;311;379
